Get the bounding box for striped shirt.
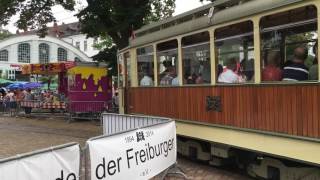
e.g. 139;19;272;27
282;63;309;81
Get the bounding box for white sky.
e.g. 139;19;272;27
3;0;210;33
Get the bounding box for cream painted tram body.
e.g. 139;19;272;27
117;0;320;179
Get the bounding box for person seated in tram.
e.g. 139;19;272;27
240;58;254;81
218;57;240;83
171;67;179;85
282;46;309;81
160;66;175;85
199;59;211;83
262;51;282;81
309;42;318;80
140;69;154;86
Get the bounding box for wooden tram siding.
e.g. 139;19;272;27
127;84;320;139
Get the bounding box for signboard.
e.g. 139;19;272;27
0;143;80;180
21;62;76;75
87;121;176;180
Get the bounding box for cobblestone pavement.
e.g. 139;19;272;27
0;114;251;179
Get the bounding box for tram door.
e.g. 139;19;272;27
117;52;131;114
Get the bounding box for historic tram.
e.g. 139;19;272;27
117;0;320;179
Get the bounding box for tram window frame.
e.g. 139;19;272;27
124;52;131;87
214;20;255;84
260;5;318;82
136;45;155;87
156;39;179;86
182;31;211;85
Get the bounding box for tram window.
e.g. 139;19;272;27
137;46;154;86
215;21;254;83
157;39;179;86
260;5;318;82
182;31;210;84
117;54;124;88
124;52;131;87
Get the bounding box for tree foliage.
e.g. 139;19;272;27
0;0;75;36
78;0;175;76
0;29;12;40
78;0;175;50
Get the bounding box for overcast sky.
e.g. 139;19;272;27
4;0;210;33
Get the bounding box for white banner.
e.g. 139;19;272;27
0;143;80;180
88;121;176;180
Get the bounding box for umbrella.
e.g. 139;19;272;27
23;82;43;89
6;82;27;90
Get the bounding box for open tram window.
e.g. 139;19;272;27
182;31;211;84
214;21;254;84
137;46;154;86
260;5;318;82
157;39;179;86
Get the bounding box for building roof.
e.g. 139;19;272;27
17;22;81;38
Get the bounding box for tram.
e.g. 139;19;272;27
117;0;320;179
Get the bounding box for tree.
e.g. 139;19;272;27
78;0;176;76
0;0;75;36
78;0;175;50
0;29;12;40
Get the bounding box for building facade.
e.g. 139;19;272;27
0;22;99;80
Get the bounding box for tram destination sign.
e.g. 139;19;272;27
87;121;176;180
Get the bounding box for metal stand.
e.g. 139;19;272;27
161;162;189;180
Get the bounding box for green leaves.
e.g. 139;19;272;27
0;0;75;36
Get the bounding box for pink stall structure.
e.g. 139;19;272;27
22;62;112;121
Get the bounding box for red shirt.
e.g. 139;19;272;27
262;66;282;81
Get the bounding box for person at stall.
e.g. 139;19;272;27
24;89;32;114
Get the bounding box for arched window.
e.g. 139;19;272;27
57;47;67;61
0;50;8;61
18;43;30;63
39;43;50;64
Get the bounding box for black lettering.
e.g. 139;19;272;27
148;143;155;159
66;173;76;180
145;145;149;161
160;142;163;154
95;158;106;179
135;150;139;165
163;141;169;157
126;148;134;168
155;144;161;156
140;149;146;163
117;157;122;173
56;170;63;180
168;139;173;151
107;160;117;175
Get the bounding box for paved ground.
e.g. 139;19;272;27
0;114;251;179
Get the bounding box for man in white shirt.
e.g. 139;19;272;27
218;57;240;83
140;73;154;86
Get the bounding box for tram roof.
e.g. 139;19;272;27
128;0;304;49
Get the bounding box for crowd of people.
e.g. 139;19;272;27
0;89;65;115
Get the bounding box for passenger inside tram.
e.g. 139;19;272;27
262;51;282;81
309;42;318;80
218;57;240;83
140;68;154;86
160;62;177;85
282;46;309;81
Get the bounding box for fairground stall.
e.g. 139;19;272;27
21;62;112;121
